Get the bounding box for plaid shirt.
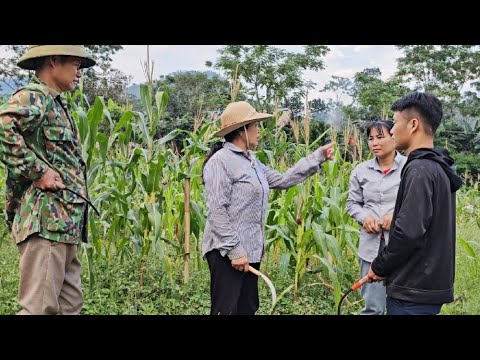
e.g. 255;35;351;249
203;142;326;263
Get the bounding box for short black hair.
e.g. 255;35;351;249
366;120;394;138
391;92;443;135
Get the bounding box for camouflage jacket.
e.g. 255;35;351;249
0;76;87;244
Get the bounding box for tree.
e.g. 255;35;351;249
85;45;123;64
208;45;330;111
282;93;330;120
0;45;29;91
82;63;132;106
345;68;410;126
153;70;235;137
458;91;480;118
320;75;355;106
395;45;480;160
395;45;480;110
309;98;330;117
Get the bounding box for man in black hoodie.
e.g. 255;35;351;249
367;92;463;315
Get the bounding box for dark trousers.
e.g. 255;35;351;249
205;249;260;315
386;296;443;315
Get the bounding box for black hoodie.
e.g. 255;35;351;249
371;148;463;304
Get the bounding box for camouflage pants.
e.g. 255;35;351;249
17;236;83;315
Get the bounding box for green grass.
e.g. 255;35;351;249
1;219;478;315
0;228;20;315
0;233;338;314
442;221;480;315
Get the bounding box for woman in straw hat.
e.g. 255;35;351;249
202;101;334;315
0;45;95;314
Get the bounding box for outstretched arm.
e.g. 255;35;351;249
261;143;334;190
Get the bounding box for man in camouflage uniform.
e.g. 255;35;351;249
0;45;96;315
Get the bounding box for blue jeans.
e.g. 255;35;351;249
386;297;442;315
359;257;386;315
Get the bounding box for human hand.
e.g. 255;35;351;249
320;142;335;161
363;215;380;233
379;213;393;231
231;256;249;272
33;168;65;192
366;265;385;283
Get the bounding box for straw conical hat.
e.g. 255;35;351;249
213;101;272;137
17;45;96;70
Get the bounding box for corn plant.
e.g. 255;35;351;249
257;108;361;304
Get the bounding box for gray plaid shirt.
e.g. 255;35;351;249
202;142;326;263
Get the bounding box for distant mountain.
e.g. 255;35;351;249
128;83;140;98
167;70;218;79
2;70;222;99
127;70;223;99
0;77;26;96
204;70;218;79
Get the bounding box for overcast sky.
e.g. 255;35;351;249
0;45;403;101
111;45;402;102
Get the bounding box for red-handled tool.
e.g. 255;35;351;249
337;275;368;315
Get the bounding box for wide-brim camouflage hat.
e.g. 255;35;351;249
213;101;273;137
17;45;96;70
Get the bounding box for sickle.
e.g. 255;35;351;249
248;267;277;306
